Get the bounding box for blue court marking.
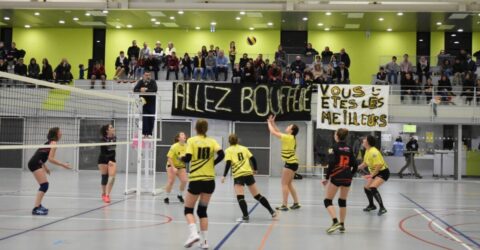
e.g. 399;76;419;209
214;202;260;250
0;198;128;241
401;193;480;248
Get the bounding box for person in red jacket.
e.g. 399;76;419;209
268;62;282;84
166;51;180;80
91;61;106;89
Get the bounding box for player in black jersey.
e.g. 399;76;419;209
322;128;357;234
98;124;117;203
28;127;71;215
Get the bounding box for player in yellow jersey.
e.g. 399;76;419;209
163;132;188;204
267;115;301;211
221;134;277;223
181;119;224;249
358;135;390;216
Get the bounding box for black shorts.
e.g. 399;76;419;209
188;180;216;195
284;163;299;172
234;175;256;186
98;155;116;165
373;168;390;182
28;162;43;172
330;178;352;187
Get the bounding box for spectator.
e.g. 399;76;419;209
6;42;20;64
166;51;179;80
127;40;140;60
305;43;318;57
181;53;192;80
325;63;336;83
214;46;220;57
312;63;324;83
336;62;349;84
440;59;452;77
204;51;216;80
473;50;480;66
292;71;304;86
268;62;282;84
54;58;72;84
139;42;151;61
40;58;53;82
90;61;106;89
312;55;322;69
242;62;256;84
399;136;422;179
303;70;314;84
153;41;164;68
232;63;242;84
0;41;6;59
438;74;454;104
416;56;430;83
275;45;287;68
282;66;293;85
461;72;475;105
215;50;229;81
14;58;27;76
339;48;351;68
400;72;416;102
165;42;176;56
201;45;208;58
391;136;404;156
209;44;215;53
114;51;129;82
458;49;467;63
133;71;158;137
79;64;86;80
0;58;7;72
437;50;450;66
239;53;250;69
385;56;400;84
229;41;236;72
465;54;477;73
145;54;159;80
476;79;480;105
375;66;387;85
254;54;264;69
264;58;271;70
400;54;413;81
452;58;464;85
128;56;140;82
424;77;434;103
193;51;205;81
256;62;268;83
321;46;333;69
290;56;306;73
28;58;40;79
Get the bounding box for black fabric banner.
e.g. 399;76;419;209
171;82;312;121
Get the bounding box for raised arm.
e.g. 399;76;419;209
267;115;282;138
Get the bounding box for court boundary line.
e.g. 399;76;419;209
0;197;128;241
214;202;259;250
401;193;480;248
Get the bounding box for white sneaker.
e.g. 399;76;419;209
199;240;209;249
184;233;200;248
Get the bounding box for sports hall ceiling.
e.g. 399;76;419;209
0;0;479;31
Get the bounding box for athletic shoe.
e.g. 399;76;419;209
378;207;387;216
104;195;111;203
102;195;108;203
271;211;278;219
398;173;403;179
363;205;377;212
38;205;49;212
32;207;48;216
236;216;249;223
339;225;346;233
164;198;170;204
199;240;209;249
184;232;200;248
326;222;342;234
177;195;184;203
290;203;301;210
275;205;289;211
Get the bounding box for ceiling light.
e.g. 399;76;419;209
73;17;79;21
155;21;160;25
24;24;31;28
151;18;156;22
397;12;403;16
478;13;480;16
96;40;101;43
454;41;459;44
436;22;442;25
236;17;241;20
317;23;324;26
102;10;109;14
3;17;10;21
195;26;200;30
324;27;330;31
387;28;392;31
249;27;254;30
419;39;423;42
457;28;463;32
169;16;175;20
126;24;133;28
34;12;40;16
85;12;91;16
59;20;65;24
240;11;246;15
267;22;273;26
326;12;332;16
378;17;384;21
210;22;216;25
451;34;456;37
115;25;121;29
302;17;308;21
178;10;184;14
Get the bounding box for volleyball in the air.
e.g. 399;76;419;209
247;36;257;46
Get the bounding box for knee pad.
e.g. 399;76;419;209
237;195;245;202
184;207;194;216
324;199;333;208
101;174;108;185
197;205;208;218
107;176;115;186
39;182;49;193
370;187;378;194
338;199;347;208
254;194;263;201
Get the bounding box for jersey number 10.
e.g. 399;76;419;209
197;147;210;160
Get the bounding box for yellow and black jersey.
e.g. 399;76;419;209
186;135;221;181
280;133;298;164
363;147;388;173
166;142;186;168
224;145;254;178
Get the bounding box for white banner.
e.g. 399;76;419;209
317;84;389;131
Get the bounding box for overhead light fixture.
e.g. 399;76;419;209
34;12;40;16
210;22;216;25
378;17;384;21
451;34;456;37
102;10;109;14
240;11;246;15
419;39;424;42
436;22;442;25
249;27;254;30
478;13;480;16
195;26;200;30
324;27;330;31
155;21;160;25
73;17;79;21
317;22;324;26
457;28;463;32
24;24;31;28
151;18;156;22
236;17;241;20
59;20;65;24
326;12;332;16
115;25;121;29
267;22;273;26
387;28;392;31
3;17;10;21
454;41;460;44
178;10;184;14
397;12;403;16
126;24;133;28
85;12;91;16
302;17;308;21
96;40;101;43
170;16;175;20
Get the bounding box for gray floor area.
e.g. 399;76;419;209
0;169;479;250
